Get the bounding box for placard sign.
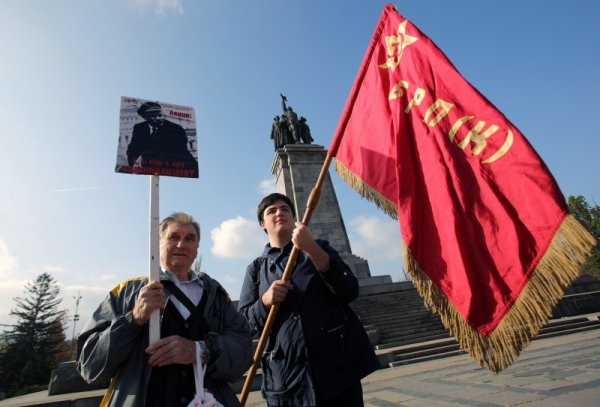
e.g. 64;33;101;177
115;96;198;178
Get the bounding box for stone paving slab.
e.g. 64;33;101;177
355;330;600;407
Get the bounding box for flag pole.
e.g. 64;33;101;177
148;174;161;344
239;153;333;406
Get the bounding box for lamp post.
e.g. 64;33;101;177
71;292;82;357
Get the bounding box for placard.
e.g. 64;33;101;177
115;96;198;178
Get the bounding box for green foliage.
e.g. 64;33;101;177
568;195;600;279
0;273;67;397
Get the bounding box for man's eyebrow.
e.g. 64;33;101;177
266;204;290;211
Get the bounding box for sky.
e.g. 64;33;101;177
1;0;599;339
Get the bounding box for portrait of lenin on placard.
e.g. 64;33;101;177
126;101;198;176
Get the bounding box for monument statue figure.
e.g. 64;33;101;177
298;116;313;144
280;93;288;113
270;115;282;150
279;115;294;146
270;94;313;150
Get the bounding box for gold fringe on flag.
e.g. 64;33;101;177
334;160;398;220
405;213;595;372
334;159;597;372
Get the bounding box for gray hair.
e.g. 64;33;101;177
159;212;201;243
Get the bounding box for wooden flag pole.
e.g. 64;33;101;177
239;154;333;406
148;174;161;345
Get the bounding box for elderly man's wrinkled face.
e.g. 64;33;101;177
143;110;164;127
160;223;198;278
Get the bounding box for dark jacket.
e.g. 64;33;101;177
238;241;379;406
76;272;252;407
127;119;197;172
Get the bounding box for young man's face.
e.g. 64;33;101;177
159;223;198;276
260;200;295;238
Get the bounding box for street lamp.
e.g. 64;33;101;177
71;292;82;356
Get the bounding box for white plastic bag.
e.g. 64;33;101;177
188;342;224;407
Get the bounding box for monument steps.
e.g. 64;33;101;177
378;329;450;347
376;332;450;350
376;314;600;368
389;344;463;368
536;316;600;339
350;286;450;349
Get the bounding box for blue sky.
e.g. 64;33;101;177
1;0;599;338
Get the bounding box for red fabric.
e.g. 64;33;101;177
330;4;567;335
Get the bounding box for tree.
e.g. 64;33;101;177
568;195;600;279
0;273;68;397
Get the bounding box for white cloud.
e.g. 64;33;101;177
0;239;18;277
258;178;278;195
131;0;184;15
210;216;265;259
0;240;23;329
348;215;408;282
43;264;66;275
349;215;403;261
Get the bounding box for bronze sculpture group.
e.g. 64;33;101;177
270;94;314;150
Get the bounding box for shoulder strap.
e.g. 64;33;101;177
250;255;267;285
161;280;208;315
252;255;267;270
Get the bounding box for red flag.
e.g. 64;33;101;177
330;4;595;372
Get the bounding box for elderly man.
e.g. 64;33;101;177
77;212;252;406
127;101;198;175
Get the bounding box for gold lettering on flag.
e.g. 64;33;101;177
458;121;499;154
379;21;418;71
482;130;513;164
449;117;513;162
424;100;454;127
380;20;514;164
450;118;499;154
389;80;409;100
406;88;426;113
389;81;426;113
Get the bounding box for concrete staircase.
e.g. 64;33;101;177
350;282;600;368
376;313;600;368
351;288;448;349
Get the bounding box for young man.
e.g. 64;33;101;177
77;212;252;406
238;193;379;407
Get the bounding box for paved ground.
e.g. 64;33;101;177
2;329;598;406
246;329;600;407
